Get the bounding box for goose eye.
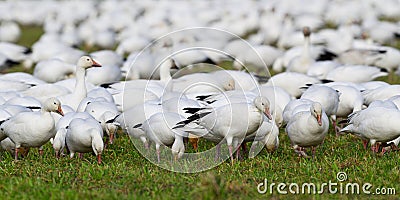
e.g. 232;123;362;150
86;58;90;61
53;102;56;105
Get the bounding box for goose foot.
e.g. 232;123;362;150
39;149;44;156
362;140;368;150
189;137;199;152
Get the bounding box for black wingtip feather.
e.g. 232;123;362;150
183;107;206;114
133;123;142;128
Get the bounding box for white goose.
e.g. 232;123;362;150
58;56;102;111
300;84;340;134
140;112;188;162
264;72;320;98
286;102;329;158
65;117;104;164
246;118;280;158
362;85;400;106
0;97;64;160
325;65;388;83
286;26;314;73
177;96;272;164
340;106;400;154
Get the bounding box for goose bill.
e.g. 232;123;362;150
91;60;102;67
264;108;272;120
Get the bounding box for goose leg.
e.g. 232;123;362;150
156;144;161;163
311;146;316;159
109;133;114;145
79;153;83;159
55;151;60;159
97;154;102;164
228;145;234;165
214;143;221;162
249;141;257;158
14;148;19;161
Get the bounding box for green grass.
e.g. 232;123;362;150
0;129;399;199
1;25;400;200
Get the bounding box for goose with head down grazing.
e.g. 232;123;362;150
58;56;101;111
0;97;64;160
65;117;104;164
176;96;272;164
340;105;400;155
139;112;188;163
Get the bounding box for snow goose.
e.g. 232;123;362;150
246;118;279;158
177;96;272;164
65;117;104;164
300;84;340;134
306;61;341;79
252;85;292;127
210;70;261;91
171;72;236;94
336;49;387;66
286;102;329;158
264;72;320;98
0;21;21;43
286;27;314;73
117;100;162;148
362;85;400;106
328;84;363;119
21;84;71;103
0;42;31;68
84;100;120;144
140;112;188;162
33;58;76;83
58;56;102;111
340;106;400;155
0;97;64;160
282;99;314;125
232;44;283;72
52;111;94;158
325;65;388;83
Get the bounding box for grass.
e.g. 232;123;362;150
1;25;400;199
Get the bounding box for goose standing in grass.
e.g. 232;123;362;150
140;112;188;162
286;102;329;158
58;56;101;111
177;96;272;164
300;85;340;135
340;106;400;155
65;117;104;164
0;97;64;160
246;118;279;158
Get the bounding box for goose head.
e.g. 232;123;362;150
310;102;323;126
302;26;311;37
77;56;102;69
223;78;236;91
254;96;272;120
43;97;64;116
